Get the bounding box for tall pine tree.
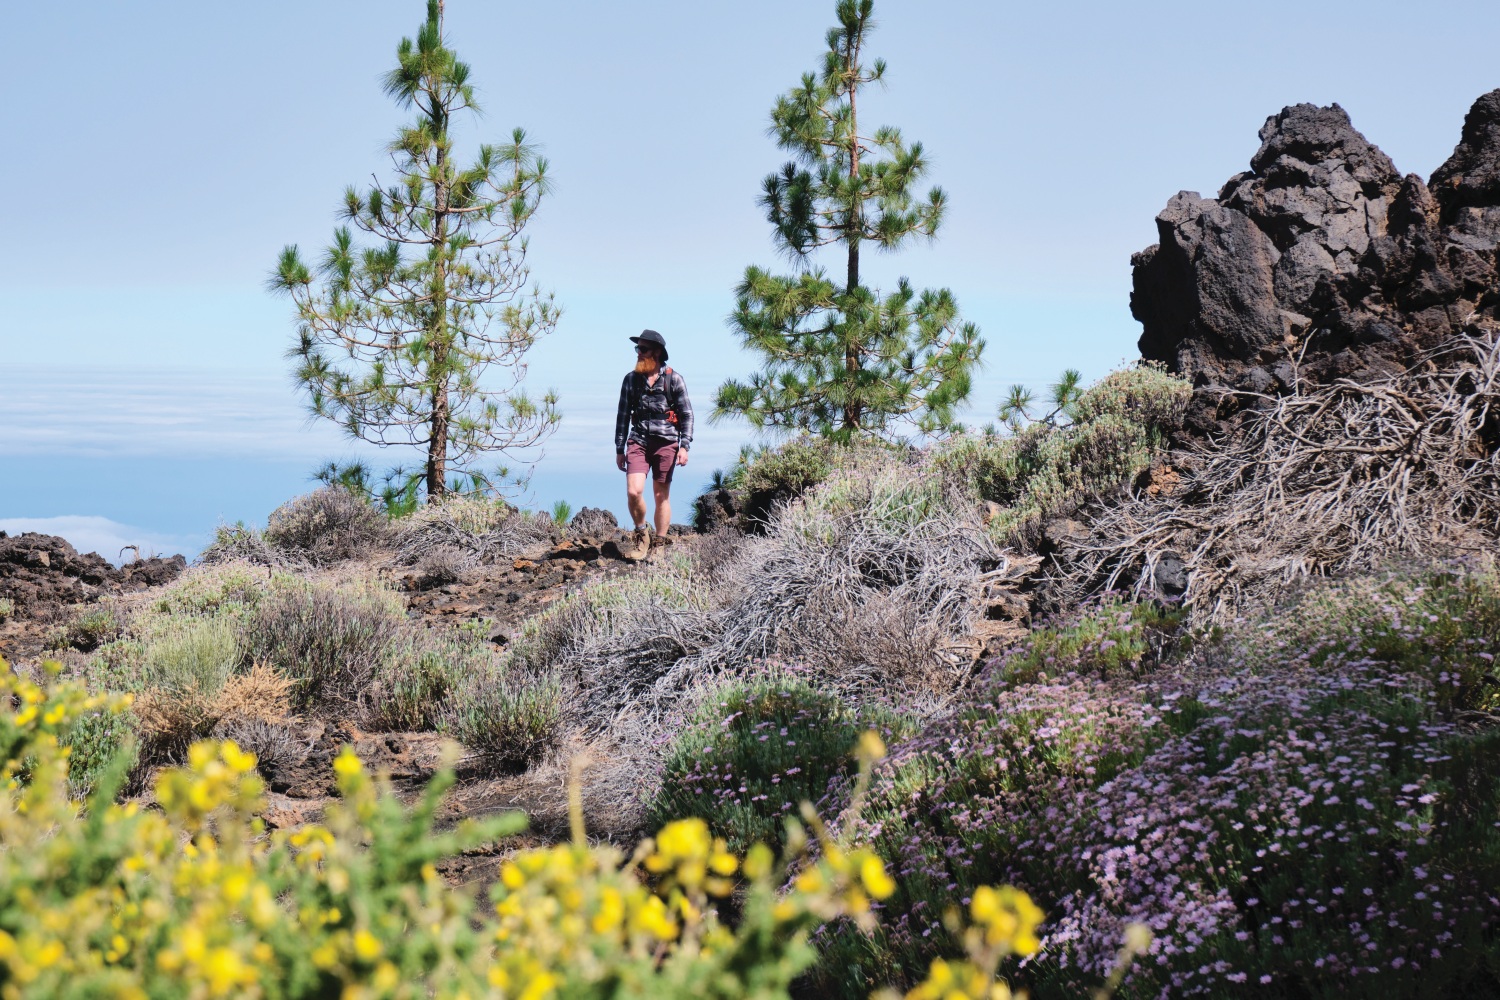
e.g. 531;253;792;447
273;0;559;502
715;0;983;441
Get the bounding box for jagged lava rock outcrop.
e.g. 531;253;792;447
1132;90;1500;434
0;532;186;618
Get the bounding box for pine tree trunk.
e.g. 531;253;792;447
842;26;863;436
426;19;451;504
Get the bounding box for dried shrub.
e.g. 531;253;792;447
238;577;405;711
263;486;388;566
681;527;746;590
694;458;1006;702
197;522;286;568
409;546;465;590
1059;335;1500;621
505;558;718;730
568;506;618;537
214;662;295;724
394;494;553;568
210;715;309;778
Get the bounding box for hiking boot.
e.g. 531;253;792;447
620;523;651;561
650;531;673;549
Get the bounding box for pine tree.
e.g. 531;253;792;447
714;0;984;442
273;0;559;502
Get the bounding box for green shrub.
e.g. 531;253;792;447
239;577;406;710
141;617;239;698
368;632;487;732
1247;564;1500;713
993;596;1186;685
934;365;1190;545
146;563;271;621
1069;362;1192;429
0;598;12;622
59;707;140;799
47;605;123;652
732;437;839;530
551;500;574;527
441;665;564;773
795;454;948;531
648;676;918;855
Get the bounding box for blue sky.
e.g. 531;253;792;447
3;0;1498;559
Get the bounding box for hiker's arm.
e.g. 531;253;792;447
614;374;632;459
675;373;694;454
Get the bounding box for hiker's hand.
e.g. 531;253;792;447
676;449;689;467
616;453;626;471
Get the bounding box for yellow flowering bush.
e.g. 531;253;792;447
0;659;1054;999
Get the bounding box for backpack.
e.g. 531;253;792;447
632;367;682;426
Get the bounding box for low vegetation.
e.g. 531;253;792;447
16;354;1500;998
935;363;1192;545
59;559;560;783
0;663;1055;1000
802;564;1500;997
648;675;919;855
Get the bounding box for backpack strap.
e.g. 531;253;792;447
628;368;679;423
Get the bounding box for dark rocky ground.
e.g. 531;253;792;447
0;531;187;661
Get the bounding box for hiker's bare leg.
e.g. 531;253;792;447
627;473;648;528
653;480;671;537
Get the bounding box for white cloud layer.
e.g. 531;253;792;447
0;516;203;565
0;365;748;475
0;367;348;461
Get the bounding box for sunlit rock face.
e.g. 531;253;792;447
1132;90;1500;436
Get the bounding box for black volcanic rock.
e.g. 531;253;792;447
1133;92;1500;434
0;532;186;619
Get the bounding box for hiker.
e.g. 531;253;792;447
615;329;693;554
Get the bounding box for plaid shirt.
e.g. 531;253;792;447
615;368;693;453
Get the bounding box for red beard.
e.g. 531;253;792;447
634;356;660;375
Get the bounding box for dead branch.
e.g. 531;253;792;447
1052;331;1500;622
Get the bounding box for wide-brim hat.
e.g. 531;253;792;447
629;329;668;362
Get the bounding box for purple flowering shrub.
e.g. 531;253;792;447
813;566;1500;998
646;674;917;854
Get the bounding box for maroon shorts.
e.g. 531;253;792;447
625;437;679;483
